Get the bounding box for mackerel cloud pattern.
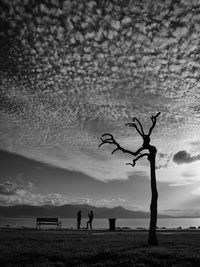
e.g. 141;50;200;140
1;0;200;149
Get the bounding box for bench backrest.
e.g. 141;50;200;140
36;218;59;222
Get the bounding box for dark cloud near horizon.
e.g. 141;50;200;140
173;150;200;165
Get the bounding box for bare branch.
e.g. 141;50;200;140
134;146;148;155
99;133;145;156
148;112;161;136
132;118;145;136
125;122;144;137
126;153;150;167
111;148;120;154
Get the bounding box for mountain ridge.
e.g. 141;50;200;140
0;204;173;218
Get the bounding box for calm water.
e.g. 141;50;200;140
1;217;200;229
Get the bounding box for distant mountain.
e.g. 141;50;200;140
0;204;172;218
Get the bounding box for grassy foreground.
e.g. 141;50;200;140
1;229;200;266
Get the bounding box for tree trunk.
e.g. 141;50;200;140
148;146;158;246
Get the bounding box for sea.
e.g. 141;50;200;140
1;217;200;230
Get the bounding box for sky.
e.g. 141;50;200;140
1;0;200;216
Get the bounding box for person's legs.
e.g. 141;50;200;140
89;221;92;229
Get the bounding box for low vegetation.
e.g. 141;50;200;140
1;229;200;266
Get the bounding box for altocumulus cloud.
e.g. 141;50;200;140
2;0;200;188
1;0;200;180
173;150;200;165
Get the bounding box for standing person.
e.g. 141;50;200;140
77;210;81;229
86;210;93;229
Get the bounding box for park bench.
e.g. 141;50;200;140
36;218;61;230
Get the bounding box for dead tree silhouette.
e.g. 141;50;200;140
99;112;161;246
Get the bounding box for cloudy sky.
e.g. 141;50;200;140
1;0;200;216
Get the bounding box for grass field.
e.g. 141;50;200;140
1;229;200;266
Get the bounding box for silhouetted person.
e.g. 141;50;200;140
86;210;93;229
77;210;81;229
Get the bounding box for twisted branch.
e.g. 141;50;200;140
148;112;161;136
99;134;145;156
125;122;143;137
125;117;145;137
99;112;160;166
133;117;145;135
126;153;150;167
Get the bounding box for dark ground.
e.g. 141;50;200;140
1;229;200;266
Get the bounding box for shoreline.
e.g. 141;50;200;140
1;217;200;232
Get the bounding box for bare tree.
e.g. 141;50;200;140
99;112;161;246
